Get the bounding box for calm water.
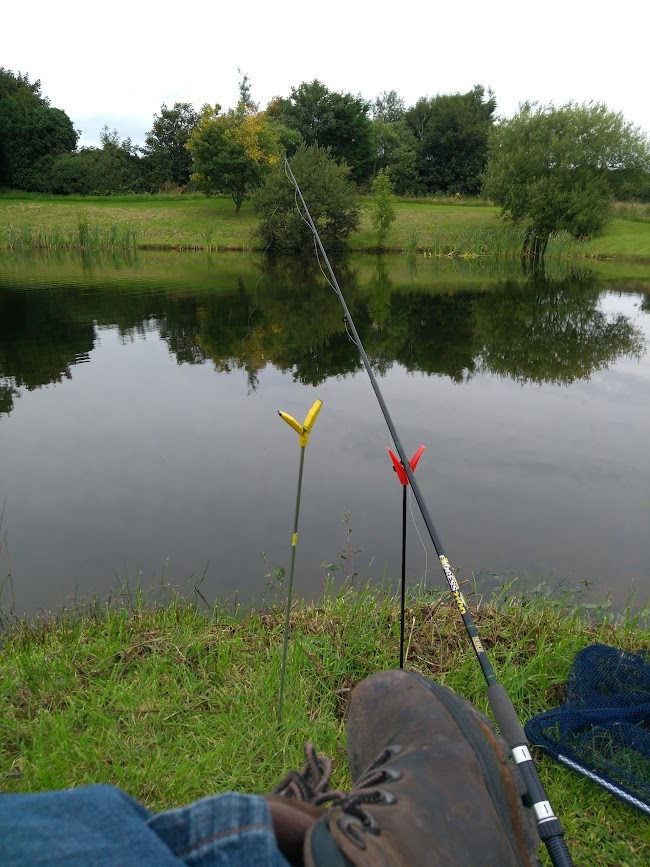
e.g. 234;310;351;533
0;251;648;616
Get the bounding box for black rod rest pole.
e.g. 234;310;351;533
284;158;574;867
400;484;407;669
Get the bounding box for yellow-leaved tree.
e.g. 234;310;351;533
187;74;282;213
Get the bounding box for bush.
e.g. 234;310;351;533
253;144;360;254
47;147;146;196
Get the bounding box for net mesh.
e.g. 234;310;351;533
524;643;650;815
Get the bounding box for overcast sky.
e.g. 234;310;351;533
3;0;648;149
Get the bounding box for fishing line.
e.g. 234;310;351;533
283;158;340;298
282;156;574;867
408;486;428;588
342;319;356;345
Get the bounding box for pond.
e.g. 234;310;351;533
0;250;648;617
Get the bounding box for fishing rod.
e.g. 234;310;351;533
283;157;574;867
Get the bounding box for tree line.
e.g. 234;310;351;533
1;67;649;256
0;68;501;198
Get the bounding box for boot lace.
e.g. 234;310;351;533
316;744;403;843
276;742;404;849
272;741;333;802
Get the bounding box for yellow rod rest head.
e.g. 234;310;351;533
302;399;323;433
277;400;323;447
278;410;303;436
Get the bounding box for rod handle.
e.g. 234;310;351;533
487;684;574;867
544;834;574;867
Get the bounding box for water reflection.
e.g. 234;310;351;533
0;257;644;415
0;252;648;616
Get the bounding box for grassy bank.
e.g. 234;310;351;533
1;583;649;865
2;192;650;261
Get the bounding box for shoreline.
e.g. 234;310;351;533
2;193;650;262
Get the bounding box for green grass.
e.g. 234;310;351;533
581;218;650;260
0;193;258;251
1;581;649;865
2;192;650;260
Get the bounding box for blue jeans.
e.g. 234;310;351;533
0;784;292;866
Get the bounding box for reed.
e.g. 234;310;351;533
0;220;138;252
404;230;419;256
414;226;588;262
611;200;650;223
202;228;215;252
419;225;526;260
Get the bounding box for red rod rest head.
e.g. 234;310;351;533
387;446;425;486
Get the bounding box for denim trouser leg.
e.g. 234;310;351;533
0;784;291;867
148;791;292;867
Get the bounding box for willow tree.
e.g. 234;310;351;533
484;101;650;258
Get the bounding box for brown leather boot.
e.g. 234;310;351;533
304;669;541;867
266;795;322;865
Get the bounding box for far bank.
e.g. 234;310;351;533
2;193;650;261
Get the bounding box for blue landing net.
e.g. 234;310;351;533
525;643;650;815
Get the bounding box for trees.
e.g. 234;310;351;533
187;90;281;212
48;128;144;195
270;81;374;183
405;85;496;194
253;144;360;254
484;101;650;256
372;118;419;194
371;92;419;194
373;91;406;124
0;68;77;190
142;102;198;188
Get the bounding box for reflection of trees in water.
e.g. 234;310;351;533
158;298;207;366
0;261;646;416
472;271;646;385
162;267;647;388
0;382;18;415
385;291;478;382
197;261;365;389
0;288;95;415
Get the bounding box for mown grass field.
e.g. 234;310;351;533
2;192;650;260
2;583;649;865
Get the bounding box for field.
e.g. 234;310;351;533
2;192;650;260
